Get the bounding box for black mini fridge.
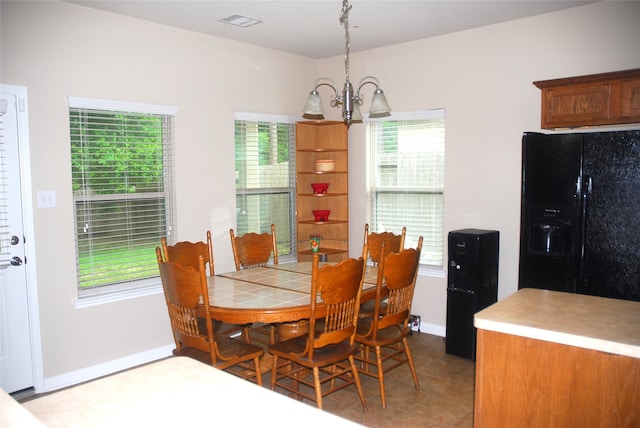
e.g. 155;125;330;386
446;229;499;360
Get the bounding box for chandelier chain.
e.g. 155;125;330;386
340;0;351;84
302;0;390;125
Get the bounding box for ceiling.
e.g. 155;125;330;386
67;0;597;59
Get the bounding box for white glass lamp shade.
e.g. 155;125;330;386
350;102;363;123
302;90;325;119
368;89;391;118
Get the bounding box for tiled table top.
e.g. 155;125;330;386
205;262;378;322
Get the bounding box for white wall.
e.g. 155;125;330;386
1;0;315;386
1;0;639;388
317;1;640;334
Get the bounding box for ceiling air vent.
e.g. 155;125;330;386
219;14;262;28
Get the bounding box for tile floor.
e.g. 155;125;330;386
263;331;476;428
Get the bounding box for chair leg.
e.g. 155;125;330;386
253;355;263;386
270;355;279;390
349;355;368;412
403;337;420;389
292;366;302;401
242;326;251;343
375;345;387;408
359;344;371;371
313;366;323;410
270;324;276;344
329;364;337;390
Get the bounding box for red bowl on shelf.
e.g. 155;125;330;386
310;183;330;194
312;210;331;222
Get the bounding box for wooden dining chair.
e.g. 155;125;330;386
354;236;423;408
360;223;407;318
364;223;406;265
230;224;278;344
155;248;264;385
230;223;278;270
161;231;214;276
160;231;249;341
268;250;368;412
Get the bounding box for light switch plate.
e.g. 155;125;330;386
37;190;56;208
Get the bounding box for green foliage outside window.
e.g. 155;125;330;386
70;111;164;194
71;109;172;290
259;122;291;165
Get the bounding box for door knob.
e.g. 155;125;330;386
10;256;22;266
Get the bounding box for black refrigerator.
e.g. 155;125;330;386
519;130;640;302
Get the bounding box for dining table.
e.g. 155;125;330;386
204;261;379;327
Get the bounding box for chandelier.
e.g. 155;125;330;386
302;0;391;126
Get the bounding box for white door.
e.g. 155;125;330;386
0;85;35;393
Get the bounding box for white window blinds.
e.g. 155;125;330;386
69;97;176;296
367;110;445;267
234;113;297;260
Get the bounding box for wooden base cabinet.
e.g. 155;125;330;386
295;121;348;262
474;329;640;428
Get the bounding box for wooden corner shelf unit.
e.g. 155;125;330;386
295;120;348;262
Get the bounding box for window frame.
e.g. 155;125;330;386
366;109;446;276
68;96;177;307
234;112;298;263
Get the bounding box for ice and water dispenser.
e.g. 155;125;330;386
528;207;571;255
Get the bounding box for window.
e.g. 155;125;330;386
367;110;445;268
69;97;176;300
234;113;297;261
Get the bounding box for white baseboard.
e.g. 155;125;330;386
43;344;174;393
42;323;445;393
418;321;446;337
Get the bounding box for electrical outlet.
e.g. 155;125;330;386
37;190;57;208
409;314;421;333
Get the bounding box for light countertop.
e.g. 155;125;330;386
1;389;46;428
22;357;364;427
474;288;640;359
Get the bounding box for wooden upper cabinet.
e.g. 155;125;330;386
534;68;640;129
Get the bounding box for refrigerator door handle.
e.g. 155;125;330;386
577;175;592;292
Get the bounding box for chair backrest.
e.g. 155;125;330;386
371;237;423;334
307;251;367;359
364;223;406;265
229;223;278;271
156;248;217;364
161;231;215;276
